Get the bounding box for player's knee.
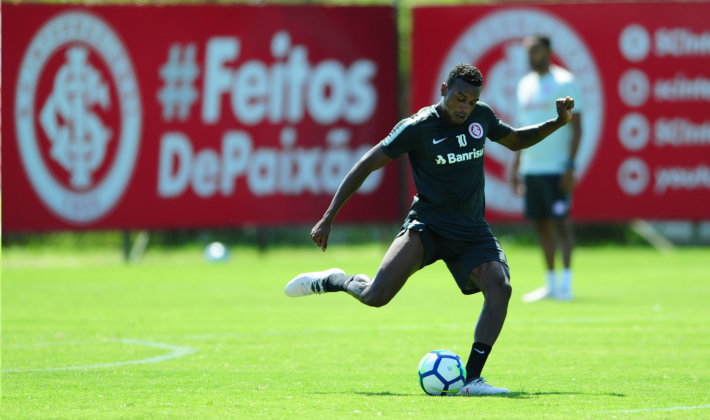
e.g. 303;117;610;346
486;275;512;303
499;281;512;301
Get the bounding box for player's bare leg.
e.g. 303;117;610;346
553;217;574;300
346;229;424;307
457;261;511;396
285;229;424;308
535;219;556;272
468;261;512;346
523;219;557;302
553;217;573;269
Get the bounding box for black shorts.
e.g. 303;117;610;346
524;174;572;220
397;218;508;295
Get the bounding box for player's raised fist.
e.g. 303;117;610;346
555;96;575;124
311;219;332;252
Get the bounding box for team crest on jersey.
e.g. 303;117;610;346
468;123;484;139
14;11;142;223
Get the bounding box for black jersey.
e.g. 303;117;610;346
380;102;512;240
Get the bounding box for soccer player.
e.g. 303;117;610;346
511;36;583;302
285;63;575;395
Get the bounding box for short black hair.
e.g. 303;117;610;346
528;35;551;49
446;63;483;88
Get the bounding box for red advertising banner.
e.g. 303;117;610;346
3;5;399;232
412;2;710;221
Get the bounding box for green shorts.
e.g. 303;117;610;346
397;218;509;295
524;174;572;220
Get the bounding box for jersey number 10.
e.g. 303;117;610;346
457;134;467;147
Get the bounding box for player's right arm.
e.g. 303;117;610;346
311;145;393;252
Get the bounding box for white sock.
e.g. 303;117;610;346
546;270;557;292
560;269;572;292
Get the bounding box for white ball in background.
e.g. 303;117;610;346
204;242;229;262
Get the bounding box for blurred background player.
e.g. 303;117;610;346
510;35;583;302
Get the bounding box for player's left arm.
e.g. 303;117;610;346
496;97;575;152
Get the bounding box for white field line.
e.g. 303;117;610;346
1;314;676;372
2;339;196;373
594;404;710;414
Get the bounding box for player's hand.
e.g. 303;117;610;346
560;168;576;193
311;219;332;252
556;96;575;124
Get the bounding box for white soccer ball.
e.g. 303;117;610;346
418;349;466;396
204;242;229;262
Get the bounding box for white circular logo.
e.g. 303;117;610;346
617;157;650;196
618;113;650;151
619;24;651;62
15;12;142;224
469;123;484;139
435;9;604;215
618;69;650;108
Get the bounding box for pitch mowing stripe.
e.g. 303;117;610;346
171;314;678;340
2;339;197;373
594;404;710;414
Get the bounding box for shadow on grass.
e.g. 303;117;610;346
314;391;627;398
354;391;421;397
313;391;420;397
498;391;626;399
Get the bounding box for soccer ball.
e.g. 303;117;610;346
204;242;229;262
417;349;466;396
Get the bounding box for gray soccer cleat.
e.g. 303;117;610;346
456;377;510;396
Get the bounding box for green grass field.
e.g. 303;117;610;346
2;244;709;419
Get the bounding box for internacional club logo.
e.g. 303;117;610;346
469;123;484;139
15;11;142;223
434;9;603;215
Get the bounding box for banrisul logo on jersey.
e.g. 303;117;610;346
432;9;603;217
435;148;485;165
14;12;142;224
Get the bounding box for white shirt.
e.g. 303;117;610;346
517;65;582;175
